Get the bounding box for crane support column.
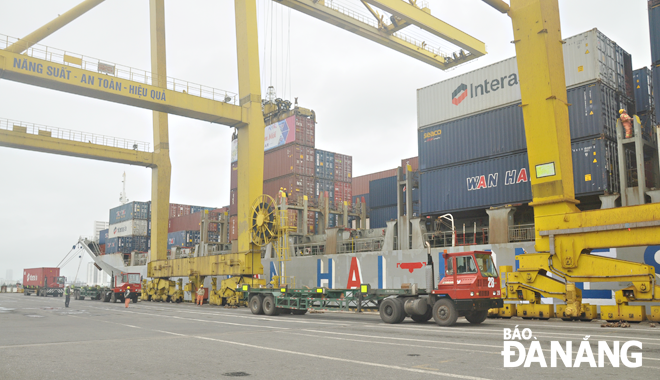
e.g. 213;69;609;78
235;0;265;260
149;0;171;263
5;0;105;54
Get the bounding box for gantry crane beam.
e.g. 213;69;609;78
148;252;263;278
5;0;105;54
274;0;485;69
0;50;245;126
0;128;158;167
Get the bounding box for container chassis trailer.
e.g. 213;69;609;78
73;286;104;301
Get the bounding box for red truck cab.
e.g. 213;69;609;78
102;272;142;303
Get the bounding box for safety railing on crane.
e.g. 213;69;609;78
508;224;535;242
0;34;239;105
338;237;385;253
1;118;151;152
320;1;452;59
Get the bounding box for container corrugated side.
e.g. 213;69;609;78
229;216;237;241
369;176;398;208
370;206;397;229
650;1;660;65
108;219;148;238
420;139;618;215
352;168;398;195
109;201;150;224
417;29;627;128
295;115;315;147
167;230;199;249
229;188;237;216
401;157;419;172
633;67;654;113
99;229;109;245
315;178;334;202
334;182;352;207
654;65;660;117
315;150;335;180
264;144;315;180
263;175;315;203
169;203;191;218
334;153;353;183
169;211;220;233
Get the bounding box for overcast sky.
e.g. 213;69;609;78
0;0;653;283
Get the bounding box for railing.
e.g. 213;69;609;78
320;1;452;59
293;243;325;256
338;237;385;253
0;34;238;105
423;231;454;248
509;224;535;242
1;118;151;152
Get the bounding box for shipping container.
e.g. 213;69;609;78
230;161;238;189
263;175;315;203
99;244;105;255
334;182;352;207
650;0;660;65
334;153;353;183
23;267;61;288
633;67;654;113
105;237;117;253
167;230;200;249
315;178;334;202
295;115;315;147
370;176;398;208
99;229;109;245
327;213;337;228
169;203;191;218
418;29;629;128
420;138;618;215
654;65;660;118
109;201;150;224
105;236;148;254
315;150;335;180
264;115;315;151
370;206;398;229
229;188;237;216
352;168;398;195
401;157;419;172
108;219;149;238
169;211;221;233
264;144;315;180
229;215;237;241
190;206;214;214
419;82;625;171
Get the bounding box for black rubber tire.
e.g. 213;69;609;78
380;298;404;324
80;296;85;301
432;298;458;326
132;295;138;303
411;307;433;323
465;310;488;324
292;309;307;315
249;294;264;315
279;309;292;315
110;293;117;303
262;295;280;316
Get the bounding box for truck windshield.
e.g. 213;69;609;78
128;274;140;284
56;277;66;285
475;254;497;277
456;256;477;274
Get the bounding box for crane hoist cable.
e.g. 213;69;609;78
56;245;77;268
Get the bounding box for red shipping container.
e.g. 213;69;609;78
334;153;353;183
99;244;106;255
229;188;238;216
264;144;315;180
168;211;221;233
169;204;191;218
334;182;353;207
352;168;398;195
229;215;238;241
295;115;315;147
230;162;238;189
263;174;315;203
23;267;62;288
401;157;419;172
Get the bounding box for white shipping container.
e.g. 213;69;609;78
418;29;625;128
108;219;149;238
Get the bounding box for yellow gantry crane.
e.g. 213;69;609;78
0;0;483;302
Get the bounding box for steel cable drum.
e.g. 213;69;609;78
250;194;279;246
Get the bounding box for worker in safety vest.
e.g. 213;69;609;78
64;286;71;308
196;285;205;306
125;286;131;308
278;187;288;205
620;109;633;138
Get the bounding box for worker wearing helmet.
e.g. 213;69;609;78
64;286;71;308
196;285;205;306
124;286;131;308
620;109;633;138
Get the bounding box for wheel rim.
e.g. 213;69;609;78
437;305;450;320
384;305;394;317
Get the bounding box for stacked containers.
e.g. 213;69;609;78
417;29;631;216
98;229;109;255
315;150;335;179
107;201;150;254
369;177;398;228
351;168;398;217
333;154;353;214
633;67;657;141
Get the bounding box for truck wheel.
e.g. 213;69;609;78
80;296;85;301
433;298;458;326
262;295;280;316
249;294;264;315
132;295;138;303
380;298;404;324
110;293;117;303
411;307;433;323
279;309;292;315
292;309;307;315
465;310;488;324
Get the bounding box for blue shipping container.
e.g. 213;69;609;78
418;82;623;171
99;229;109;245
420;138;618;215
109;201;150;224
190;206;213;214
105;236;148;254
633;68;654;113
315;178;334;201
654;65;660;120
369;176;398;208
167;230;200;249
315;150;335;180
651;2;660;65
370;206;397;229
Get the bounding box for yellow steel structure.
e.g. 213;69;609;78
483;0;660;319
276;0;486;69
